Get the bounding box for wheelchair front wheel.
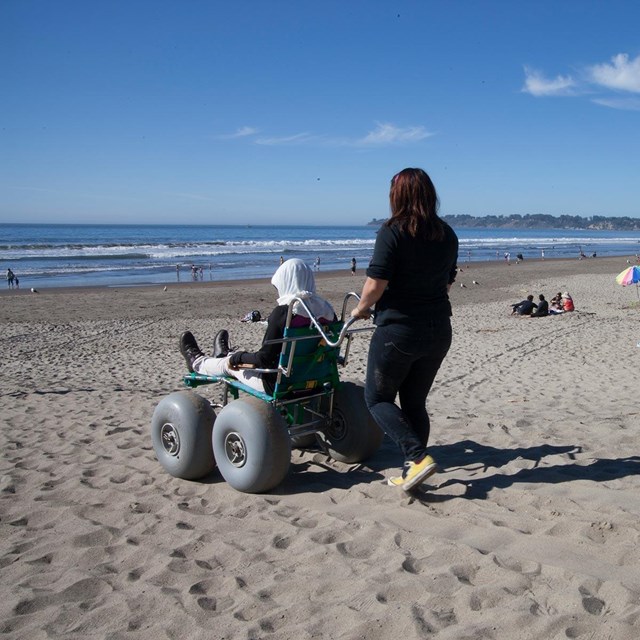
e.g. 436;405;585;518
151;391;216;480
212;397;291;493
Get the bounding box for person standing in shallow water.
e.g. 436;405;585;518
351;168;458;491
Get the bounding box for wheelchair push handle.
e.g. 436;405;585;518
285;292;373;348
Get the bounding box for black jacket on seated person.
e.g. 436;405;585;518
512;298;537;315
531;300;549;317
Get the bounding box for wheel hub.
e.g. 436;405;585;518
160;423;180;456
328;411;347;441
224;431;247;467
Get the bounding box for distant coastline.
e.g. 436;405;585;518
367;214;640;231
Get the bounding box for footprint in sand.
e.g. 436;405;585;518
336;540;374;559
309;530;338;545
127;568;143;581
451;564;477;585
72;528;114;548
14;577;112;616
197;597;217;611
411;604;435;635
272;534;291;550
584;520;614;544
578;586;606;616
401;556;426;574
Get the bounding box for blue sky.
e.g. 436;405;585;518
1;0;639;225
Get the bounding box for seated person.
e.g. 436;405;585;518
179;259;336;394
530;294;549;317
562;292;575;312
549;291;564;314
511;294;537;316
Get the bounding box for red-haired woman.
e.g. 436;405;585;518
352;168;458;490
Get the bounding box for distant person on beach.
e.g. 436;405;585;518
562;292;575;312
279;256;284;266
14;276;19;289
511;294;537;316
530;294;548;317
541;249;545;260
315;256;320;271
7;268;14;288
504;252;510;264
351;168;458;491
549;292;564;314
179;259;336;394
350;257;356;275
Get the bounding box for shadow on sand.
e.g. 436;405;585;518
414;439;640;503
190;437;640;499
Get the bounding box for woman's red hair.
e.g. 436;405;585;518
388;168;444;240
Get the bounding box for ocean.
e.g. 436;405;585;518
1;223;639;290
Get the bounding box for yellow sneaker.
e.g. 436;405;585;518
387;455;438;490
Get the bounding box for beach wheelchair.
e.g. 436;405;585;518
151;293;383;493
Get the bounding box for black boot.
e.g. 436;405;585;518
180;331;204;372
212;329;230;358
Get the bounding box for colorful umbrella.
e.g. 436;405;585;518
616;265;640;286
616;265;640;299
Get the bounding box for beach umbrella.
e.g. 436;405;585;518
615;265;640;299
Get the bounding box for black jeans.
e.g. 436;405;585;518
364;319;452;462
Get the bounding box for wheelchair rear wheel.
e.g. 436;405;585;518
318;380;383;463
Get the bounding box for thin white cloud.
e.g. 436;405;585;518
522;66;576;96
589;53;640;93
591;97;640;111
356;122;432;145
217;126;259;139
220;123;432;147
255;132;317;146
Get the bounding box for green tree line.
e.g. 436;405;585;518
368;214;640;231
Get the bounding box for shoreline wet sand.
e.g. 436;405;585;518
1;254;640;638
1;255;636;321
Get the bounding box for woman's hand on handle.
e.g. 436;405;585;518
351;276;388;320
350;306;373;320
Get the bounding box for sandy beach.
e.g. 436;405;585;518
1;255;639;639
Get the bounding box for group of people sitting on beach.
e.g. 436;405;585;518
510;291;574;317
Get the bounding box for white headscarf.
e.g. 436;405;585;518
271;259;335;320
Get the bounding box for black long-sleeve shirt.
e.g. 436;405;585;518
366;221;458;327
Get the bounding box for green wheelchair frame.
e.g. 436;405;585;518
151;293;383;493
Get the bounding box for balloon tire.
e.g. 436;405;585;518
151;391;216;480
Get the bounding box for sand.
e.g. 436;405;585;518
1;255;639;639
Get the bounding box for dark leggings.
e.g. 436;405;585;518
364;319;452;462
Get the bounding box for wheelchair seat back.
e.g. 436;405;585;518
272;320;342;400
